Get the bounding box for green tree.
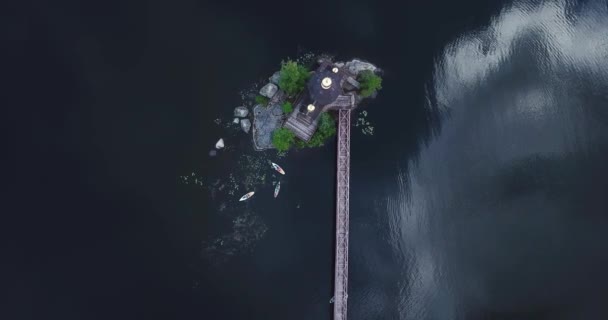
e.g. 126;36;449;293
281;101;293;114
272;128;295;152
295;112;336;148
358;70;382;98
278;60;310;96
255;95;269;106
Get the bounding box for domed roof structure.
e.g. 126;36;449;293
307;69;342;106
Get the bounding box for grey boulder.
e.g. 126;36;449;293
259;83;278;98
240;119;251;133
215;138;225;149
234;106;249;118
269;72;281;85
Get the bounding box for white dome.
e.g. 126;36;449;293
321;77;332;89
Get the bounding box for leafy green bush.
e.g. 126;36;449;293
272;128;295;152
255;95;269;106
281;102;293;114
278;60;310;96
295;112;336;148
358;70;382;98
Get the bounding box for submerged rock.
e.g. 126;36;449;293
209;150;217;157
215;138;225;149
240;119;251;133
201;211;268;265
259;83;278;98
234;106;249;118
269;71;281;85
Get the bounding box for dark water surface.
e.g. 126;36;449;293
5;0;608;319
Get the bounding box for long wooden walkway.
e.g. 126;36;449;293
333;109;351;320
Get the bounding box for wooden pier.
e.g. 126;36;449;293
279;59;363;319
333;109;351;320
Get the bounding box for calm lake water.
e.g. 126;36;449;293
6;0;608;319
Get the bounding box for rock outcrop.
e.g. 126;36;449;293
252;104;283;150
240;119;251;133
234;106;249;118
345;59;377;76
259;83;278;98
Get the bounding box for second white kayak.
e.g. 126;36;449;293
239;191;255;201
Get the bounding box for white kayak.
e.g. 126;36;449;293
274;182;281;198
239;191;255;201
271;162;285;175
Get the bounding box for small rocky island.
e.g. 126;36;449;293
197;57;382;263
235;57;382;151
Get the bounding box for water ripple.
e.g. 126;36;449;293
389;1;608;319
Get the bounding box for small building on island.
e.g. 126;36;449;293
283;60;361;141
